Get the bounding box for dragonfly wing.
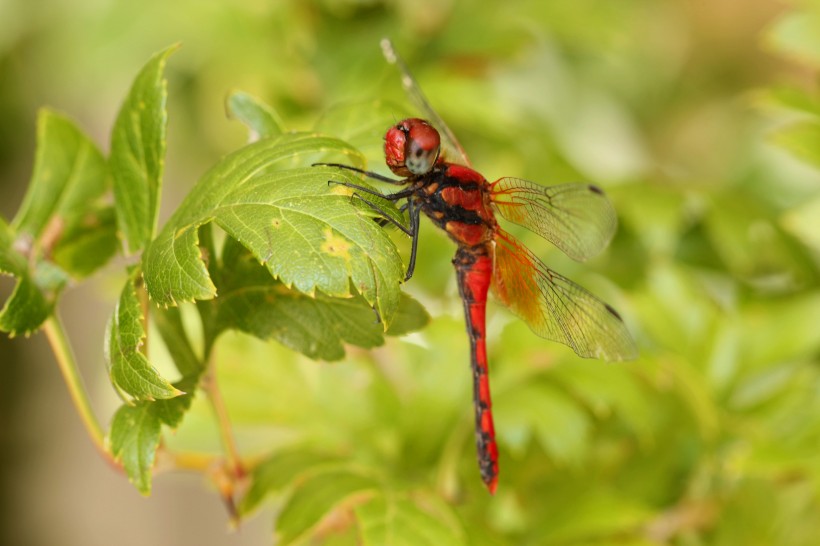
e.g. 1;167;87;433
491;178;618;262
492;230;637;361
381;38;472;168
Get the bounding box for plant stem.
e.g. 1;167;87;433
43;314;114;465
165;450;219;473
202;365;245;478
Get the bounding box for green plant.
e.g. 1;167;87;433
5;1;820;541
0;45;446;542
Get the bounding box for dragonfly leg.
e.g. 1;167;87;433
350;193;413;236
376;202;409;227
351;195;420;282
313;162;406;185
404;201;421;281
327;179;416;201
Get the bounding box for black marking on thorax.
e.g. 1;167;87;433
414;167;486;228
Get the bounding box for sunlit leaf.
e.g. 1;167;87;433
239;450;341;516
355;493;466;546
110;44;177;253
108;381;198;497
1;110;112;333
534;490;653;544
755;85;820;117
771;120;820;169
13;109;108;246
766;9;820;68
782;194;820;252
105;272;182;401
109;404;161;495
275;469;378;546
142;133;405;327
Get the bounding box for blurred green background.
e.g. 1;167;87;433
2;0;820;545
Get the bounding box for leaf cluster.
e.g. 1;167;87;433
1;44;430;531
5;1;820;543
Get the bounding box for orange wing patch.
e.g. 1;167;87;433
492;229;637;362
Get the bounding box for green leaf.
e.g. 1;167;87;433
105;272;182;400
226;90;284;140
109;404;161;495
766;9;820;68
704;193;811;286
107;318;203;496
209;236;428;360
110;45;177;253
275;469;379;546
782;194;820;252
771;120;820;169
0;266;56;336
0;218;17;274
0;218;66;335
549;360;655;442
384;294;429;336
239;450;341;516
107;302;205;496
139;363;202;430
355;494;466;546
739;291;820;367
0;109;114;333
495;381;591;464
535;490;653;543
13;109;108;240
142;133;405;327
50;205;119;278
755;85;820;117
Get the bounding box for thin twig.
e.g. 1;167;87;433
43;313;117;467
201;364;245;479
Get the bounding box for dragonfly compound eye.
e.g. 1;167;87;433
384;124;410;176
384;118;440;176
404;119;440;175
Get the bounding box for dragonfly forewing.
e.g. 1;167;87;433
491;178;618;262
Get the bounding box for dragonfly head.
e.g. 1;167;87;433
384;118;440;177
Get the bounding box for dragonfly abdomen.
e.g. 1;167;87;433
454;244;499;493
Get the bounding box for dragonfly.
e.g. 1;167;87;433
319;39;638;494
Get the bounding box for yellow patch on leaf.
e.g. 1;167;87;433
321;228;351;259
329;184;354;197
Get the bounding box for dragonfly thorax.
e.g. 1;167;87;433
416;164;497;248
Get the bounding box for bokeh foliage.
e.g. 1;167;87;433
2;0;820;545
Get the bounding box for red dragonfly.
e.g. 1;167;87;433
320;40;637;494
